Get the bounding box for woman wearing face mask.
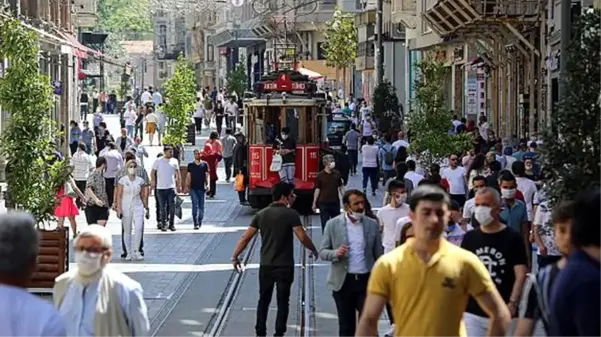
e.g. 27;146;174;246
115;161;148;261
85;157;110;226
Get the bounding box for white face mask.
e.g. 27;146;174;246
75;251;103;276
501;188;516;199
127;167;136;175
349;211;364;220
394;193;407;206
329;162;336;169
281;134;288;140
474;206;494;227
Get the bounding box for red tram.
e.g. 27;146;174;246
243;70;328;213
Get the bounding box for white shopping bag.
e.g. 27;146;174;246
270;153;283;172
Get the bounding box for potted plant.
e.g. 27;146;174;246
163;56;197;179
0;13;71;291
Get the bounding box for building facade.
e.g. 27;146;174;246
153;8;186;89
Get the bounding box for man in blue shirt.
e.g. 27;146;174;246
549;189;600;336
69;120;82;156
498;171;529;262
377;134;397;185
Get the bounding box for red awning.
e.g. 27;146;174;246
60;32;102;59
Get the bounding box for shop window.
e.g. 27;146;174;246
317;42;326;60
207;44;214;62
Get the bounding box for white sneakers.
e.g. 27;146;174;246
122;252;144;261
384;324;395;337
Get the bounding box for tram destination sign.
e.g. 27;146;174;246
260;73;307;94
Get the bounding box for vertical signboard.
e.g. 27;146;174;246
305;146;320;181
249;146;263;188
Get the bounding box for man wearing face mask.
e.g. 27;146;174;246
462;175;487;226
498;171;530;262
460;187;528;336
445;200;472;245
377;180;409;254
312;154;344;232
53;225;150;336
274;127;296;185
320;189;383;337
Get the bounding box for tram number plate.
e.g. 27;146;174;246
263;82;306;91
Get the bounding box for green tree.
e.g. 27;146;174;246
541;9;600;205
372;81;402;134
226;63;247;99
97;0;152;33
323;7;357;88
0;14;70;225
163;56;196;146
407;55;472;170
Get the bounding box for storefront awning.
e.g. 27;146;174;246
59;32;102;59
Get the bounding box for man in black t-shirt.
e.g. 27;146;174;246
231;183;318;337
461;187;528;336
273;127;297;185
186;149;209;229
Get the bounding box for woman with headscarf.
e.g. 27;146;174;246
201;144;219;198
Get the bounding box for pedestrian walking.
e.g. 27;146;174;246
102;142;124;208
69;120;82;156
193;97;204;132
549;190;600;336
359;114;376;145
498;171;529;261
115;161;148;261
95;122;111;156
224;96;238;131
343;124;360;175
201;144;219;198
132;137;149;169
312;154;343;232
382;163;413;206
356;185;510;336
404;159;425;187
233;132;249;204
378;134;397;185
461;175;487;226
441;153;468;207
361;136;378;196
231;182;318;337
79;91;89;121
202;94;214;127
134;106;145;141
84;157;110;226
215;101;225;135
151;146;181;231
115;128;134;155
274;127;296;185
156;105;166;146
55;173;86;237
71;143;94;209
221;128;237;182
186;149;209;229
80;120;95;155
53;225;150;336
392;129;409;150
460;187;528;336
0;212;67;336
377;180;409;254
319;189;383;337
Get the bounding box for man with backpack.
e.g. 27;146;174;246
378;134;397;186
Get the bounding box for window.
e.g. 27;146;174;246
317;42;326;60
158;25;167;49
159;62;165;70
321;0;336;10
207;44;214;62
421;0;431;33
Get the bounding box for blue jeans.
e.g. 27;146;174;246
126;125;134;138
190;189;206;226
157;188;175;228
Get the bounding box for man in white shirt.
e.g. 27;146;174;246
359;101;370;122
140;87;152;106
462;175;487;225
71;143;94;208
224;97;238;131
441;154;468;207
377;180;410;254
392;130;409;150
512;161;538;222
403;160;424;187
0;212;67;336
151;146;181;231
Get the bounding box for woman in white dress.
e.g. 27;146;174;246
115;160;148;261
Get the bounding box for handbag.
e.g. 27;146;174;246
64;181;77;198
175;195;184;219
234;174;245;192
270;153;283;172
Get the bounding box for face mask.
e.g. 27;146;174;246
281;134;288;140
99;127;104;132
394;193;407;206
75;251;103;276
474;206;494;227
329;162;336;169
501;188;516;199
349;211;364;220
127;167;136;175
525;164;533;170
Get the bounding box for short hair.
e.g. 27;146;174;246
210;131;219;140
366;136;375;145
99;122;107;128
473;175;487;185
322;154;334;164
499;170;516;183
450;200;461;211
384;134;392;143
408;185;451;211
107;142;117;150
281;127;290;134
476;187;501;206
163;145;173;152
512;161;526;177
552;200;575;224
95;156;107;168
74;224;113;249
225;128;232;135
272;182;293;201
0;212;39;275
78;142;87;151
124;151;135;162
342;189;366;206
571;189;600;247
387;179;405;193
407;160;416;171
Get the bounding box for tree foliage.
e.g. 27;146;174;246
541;9;600;205
226;63;247;99
163;56;196;146
407;55;472;170
372;81;402;134
98;0;152;33
0;14;70;225
323;7;358;70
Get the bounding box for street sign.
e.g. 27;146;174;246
231;0;244;7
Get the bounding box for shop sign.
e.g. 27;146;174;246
219;48;228;56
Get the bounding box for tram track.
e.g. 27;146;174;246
204;215;314;337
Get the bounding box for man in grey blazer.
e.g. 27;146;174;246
319;189;383;337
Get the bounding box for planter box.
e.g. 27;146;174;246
28;227;69;293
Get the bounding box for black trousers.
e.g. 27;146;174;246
215;115;224;135
333;273;369;337
194;117;203;132
69;143;79;156
154;188;162;227
318;201;341;232
74;180;87;208
105;177;116;208
538;254;562;269
347;149;358;174
450;194;467;208
256;266;294;337
134;122;144;141
208;177;217;197
223;156;233;180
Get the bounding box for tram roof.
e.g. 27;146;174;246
244;96;326;107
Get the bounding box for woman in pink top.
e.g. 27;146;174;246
205;131;223;160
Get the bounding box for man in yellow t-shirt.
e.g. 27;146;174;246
356;185;511;337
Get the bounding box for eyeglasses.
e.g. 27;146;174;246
74;246;106;254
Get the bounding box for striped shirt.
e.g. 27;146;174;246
519;263;561;334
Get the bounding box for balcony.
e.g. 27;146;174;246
391;0;417;29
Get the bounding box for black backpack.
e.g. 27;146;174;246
384;147;394;166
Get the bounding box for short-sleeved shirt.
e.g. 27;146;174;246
187;161;209;190
86;170;109;206
315;170;342;203
250;203;301;266
368;239;495;336
81;128;94;146
115;164;150;186
499;200;528;232
461;227;528;317
344;129;360;150
152;157;179;189
533;201;561;256
274;137;296;164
